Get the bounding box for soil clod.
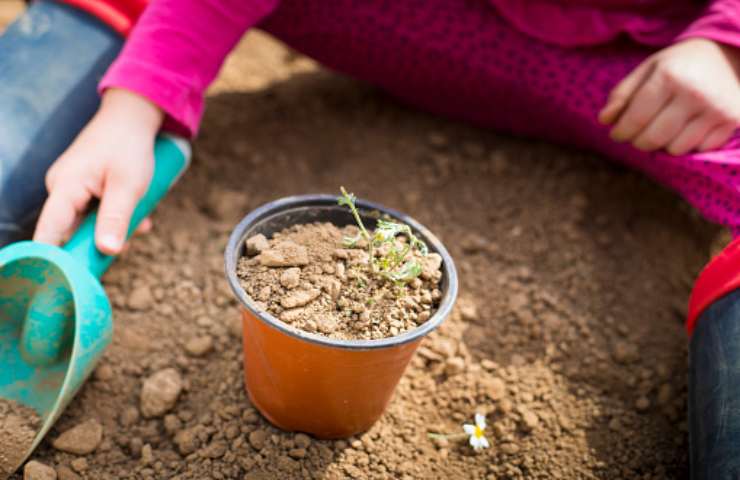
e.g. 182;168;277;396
22;461;55;480
0;399;41;479
52;419;103;455
140;368;183;418
245;234;269;256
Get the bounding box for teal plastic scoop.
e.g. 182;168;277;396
0;135;190;473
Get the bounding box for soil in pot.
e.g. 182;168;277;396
237;221;444;340
0;399;41;479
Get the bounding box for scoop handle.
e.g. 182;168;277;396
63;135;191;278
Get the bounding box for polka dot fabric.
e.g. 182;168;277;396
260;0;740;235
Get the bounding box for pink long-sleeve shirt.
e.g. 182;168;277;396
98;0;740;237
100;0;740;138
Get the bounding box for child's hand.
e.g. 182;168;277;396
33;88;163;255
599;38;740;155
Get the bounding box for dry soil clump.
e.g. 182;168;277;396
0;399;41;479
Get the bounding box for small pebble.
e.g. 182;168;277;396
482;378;506;400
163;414;182;435
280;268;301;289
94;364;114;382
70;458;88;473
280;288;321;309
612;341;639;364
444;357;466;376
288;448;307;459
174;429;200;455
500;443;520;455
294;433;311;449
316;316;338;334
128;286;154;311
249;429;269;450
52;419;103;455
184;336;214;357
55;466;80;480
518;407;539;431
140;368;183;418
24;461;57;480
635;396;651;412
119;406;140;427
140;444;154;465
259;241;309;267
459;301;479;322
245;234;269;256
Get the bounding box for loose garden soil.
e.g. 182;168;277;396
0;399;41;479
237;222;443;340
1;3;725;478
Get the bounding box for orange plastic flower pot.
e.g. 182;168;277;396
225;195;458;439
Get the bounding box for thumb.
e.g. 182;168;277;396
95;171;148;255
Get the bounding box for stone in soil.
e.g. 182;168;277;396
0;399;41;479
481;377;506;400
52;419;103;455
248;429;269;450
259;241;309;267
127;285;154;311
279;267;301;288
69;458;87;473
280;288;320;309
612;340;640;364
54;466;79;480
237;222;443;340
174;429;200;455
184;336;214;357
140;368;183;418
245;234;269;256
23;461;56;480
518;407;539;431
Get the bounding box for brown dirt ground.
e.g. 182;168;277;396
2;3;730;478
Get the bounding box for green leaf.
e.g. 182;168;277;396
338;186;357;207
388;260;422;283
413;237;429;256
373;220;403;242
343;234;362;247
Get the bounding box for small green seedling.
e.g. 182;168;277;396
338;187;428;287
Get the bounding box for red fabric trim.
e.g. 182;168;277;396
56;0;147;36
687;237;740;335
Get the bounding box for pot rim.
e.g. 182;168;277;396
225;194;458;350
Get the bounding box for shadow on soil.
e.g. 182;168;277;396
195;70;717;478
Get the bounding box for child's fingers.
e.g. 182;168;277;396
33;183;93;246
95;173;147;255
666;115;717;155
114;218;152;255
698;123;738;152
599;59;655;125
632;97;697;152
137;217;153;234
598;100;626;126
609;70;674;142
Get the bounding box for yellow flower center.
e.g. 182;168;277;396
474;426;484;438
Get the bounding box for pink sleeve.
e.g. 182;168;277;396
99;0;280;138
675;0;740;49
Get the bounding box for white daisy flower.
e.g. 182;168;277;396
463;412;490;450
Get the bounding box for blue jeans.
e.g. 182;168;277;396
690;289;740;479
0;0;122;246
